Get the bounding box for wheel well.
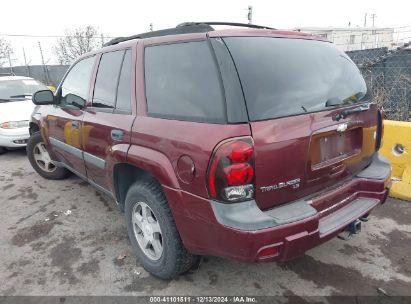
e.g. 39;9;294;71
113;163;154;208
29;122;40;135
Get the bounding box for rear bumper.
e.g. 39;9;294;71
166;153;391;262
0;128;30;148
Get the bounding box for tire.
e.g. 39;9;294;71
0;147;6;155
27;132;70;180
125;179;198;279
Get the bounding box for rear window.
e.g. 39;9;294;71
144;41;226;123
93;50;124;109
224;37;368;121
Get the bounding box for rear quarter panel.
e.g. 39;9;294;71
129;117;251;197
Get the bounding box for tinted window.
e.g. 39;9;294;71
93;50;124;109
144;41;225;123
60;56;95;107
116;50;132;112
224;37;368;121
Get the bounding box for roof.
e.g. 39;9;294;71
0;76;34;81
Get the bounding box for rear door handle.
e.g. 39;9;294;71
111;130;124;141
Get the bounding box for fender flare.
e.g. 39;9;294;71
126;144;180;189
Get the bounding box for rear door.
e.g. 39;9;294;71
46;56;96;177
82;49;135;193
223;37;378;210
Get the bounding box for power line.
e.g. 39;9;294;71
0;33;116;39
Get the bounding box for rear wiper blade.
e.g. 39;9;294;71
9;94;32;98
336;103;371;121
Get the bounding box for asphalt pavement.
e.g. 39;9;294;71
1;149;410;297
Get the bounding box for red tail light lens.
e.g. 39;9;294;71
207;137;255;203
224;163;254;186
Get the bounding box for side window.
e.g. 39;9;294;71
144;41;226;123
93;50;124;109
115;49;132;112
60;56;95;107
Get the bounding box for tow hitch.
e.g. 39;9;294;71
338;219;362;240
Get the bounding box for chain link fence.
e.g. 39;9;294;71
0;64;69;87
347;46;411;121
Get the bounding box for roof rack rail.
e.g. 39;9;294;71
103;23;213;47
103;21;275;47
177;22;275;30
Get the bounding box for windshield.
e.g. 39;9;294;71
223;37;369;121
0;79;48;102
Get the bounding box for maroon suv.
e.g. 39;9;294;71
28;22;391;279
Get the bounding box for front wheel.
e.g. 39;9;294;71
27;132;70;179
125;179;198;279
0;147;5;155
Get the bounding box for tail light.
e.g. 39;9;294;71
207;137;255;203
375;108;384;151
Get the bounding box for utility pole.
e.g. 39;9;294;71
150;23;153;31
100;33;105;47
247;5;253;24
370;14;377;27
364;13;367;27
38;41;50;85
23;47;30;77
7;51;13;75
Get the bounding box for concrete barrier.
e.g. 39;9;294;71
380;120;411;201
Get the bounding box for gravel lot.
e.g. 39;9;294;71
1;149;410;297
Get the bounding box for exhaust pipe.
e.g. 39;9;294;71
338;219;362;240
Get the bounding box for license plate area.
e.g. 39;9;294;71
311;128;362;170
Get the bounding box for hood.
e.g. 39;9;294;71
0;99;35;124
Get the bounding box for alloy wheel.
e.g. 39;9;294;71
132;201;163;260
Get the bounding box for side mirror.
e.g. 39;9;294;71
32;90;55;105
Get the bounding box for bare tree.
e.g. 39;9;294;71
53;26;100;65
0;38;13;67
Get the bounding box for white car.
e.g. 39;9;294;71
0;76;48;154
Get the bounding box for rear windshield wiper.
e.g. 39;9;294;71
336;103;371;121
325;97;343;107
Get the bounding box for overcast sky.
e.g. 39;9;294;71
1;0;410;65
